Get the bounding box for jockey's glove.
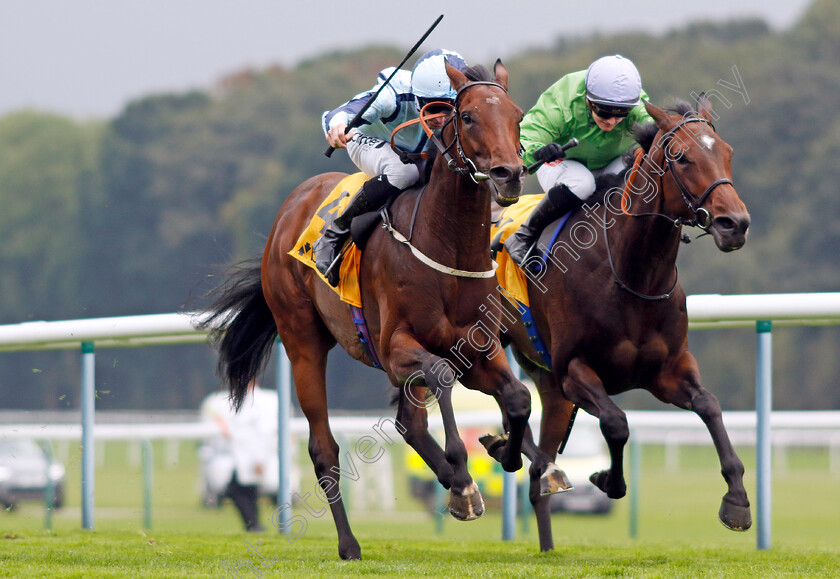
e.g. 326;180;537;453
533;142;568;163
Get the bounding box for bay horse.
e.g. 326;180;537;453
495;95;752;552
201;62;540;560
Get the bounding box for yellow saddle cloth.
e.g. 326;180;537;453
489;194;546;307
289;172;370;307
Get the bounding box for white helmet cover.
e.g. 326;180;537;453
585;55;642;106
411;49;468;100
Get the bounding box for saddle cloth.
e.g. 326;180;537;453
289;172;369;307
490;194;546;307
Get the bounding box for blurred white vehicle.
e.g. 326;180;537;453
0;438;65;510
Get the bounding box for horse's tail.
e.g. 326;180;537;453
199;258;277;411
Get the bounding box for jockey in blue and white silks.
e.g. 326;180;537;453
315;49;468;286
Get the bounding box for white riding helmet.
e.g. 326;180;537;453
585;55;642;107
411;49;468;102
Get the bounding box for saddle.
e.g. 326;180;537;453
490;196;572;307
290;173;427;306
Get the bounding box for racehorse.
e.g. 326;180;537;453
495;95;752;552
201;62;538;560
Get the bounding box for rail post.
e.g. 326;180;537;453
756;320;773;550
276;338;292;534
81;341;95;530
142;439;153;529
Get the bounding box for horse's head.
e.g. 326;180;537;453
644;96;750;252
444;60;526;206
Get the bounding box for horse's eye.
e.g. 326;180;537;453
675;152;690;165
460;112;473;125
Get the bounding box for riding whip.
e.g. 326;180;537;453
324;14;444;158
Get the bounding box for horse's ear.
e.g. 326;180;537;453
643;100;675;131
695;91;714;122
446;61;468;92
493;59;509;91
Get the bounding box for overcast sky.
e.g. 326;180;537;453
0;0;813;119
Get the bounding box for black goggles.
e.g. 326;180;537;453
588;100;631;120
418;97;455;115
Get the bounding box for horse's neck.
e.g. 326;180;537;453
609;161;682;292
414;163;492;271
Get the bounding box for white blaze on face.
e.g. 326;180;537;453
701;135;716;150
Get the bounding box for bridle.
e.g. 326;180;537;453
420;80;511;184
603;115;734;301
630;116;733;230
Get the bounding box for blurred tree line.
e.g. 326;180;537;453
1;0;838;412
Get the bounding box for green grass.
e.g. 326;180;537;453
1;443;839;577
3;519;839;578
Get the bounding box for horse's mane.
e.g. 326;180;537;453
591;98;699;201
463;64;493;82
630;98;697;154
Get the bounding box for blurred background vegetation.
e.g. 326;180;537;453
1;0;838;412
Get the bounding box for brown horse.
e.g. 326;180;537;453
495;95;752;552
201;62;540;560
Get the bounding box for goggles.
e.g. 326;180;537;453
588;100;631;120
417;97;455;115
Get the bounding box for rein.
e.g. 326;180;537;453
390;80;509;184
604;115;732;301
619;116;732;229
602;199;679;301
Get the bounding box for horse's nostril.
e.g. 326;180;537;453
489;166;513;182
714;217;737;232
714;215;750;235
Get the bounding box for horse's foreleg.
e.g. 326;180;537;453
528;385;577;552
287;344;362;560
389;332;483;521
564;357;629;499
523;369;574;496
654;352;752;531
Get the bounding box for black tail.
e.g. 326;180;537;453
199;259;277;410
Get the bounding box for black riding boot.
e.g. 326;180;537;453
313;175;400;286
504;185;582;266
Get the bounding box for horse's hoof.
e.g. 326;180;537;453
589;470;626;499
448;482;485;521
479;432;508;461
719;498;752;532
480;432;522;472
539;462;573;495
338;539;362;560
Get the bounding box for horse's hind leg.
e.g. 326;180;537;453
396;384;455;490
284;335;362;560
653;352;751;531
563;358;629;499
389;332;484;521
461;354;531;473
